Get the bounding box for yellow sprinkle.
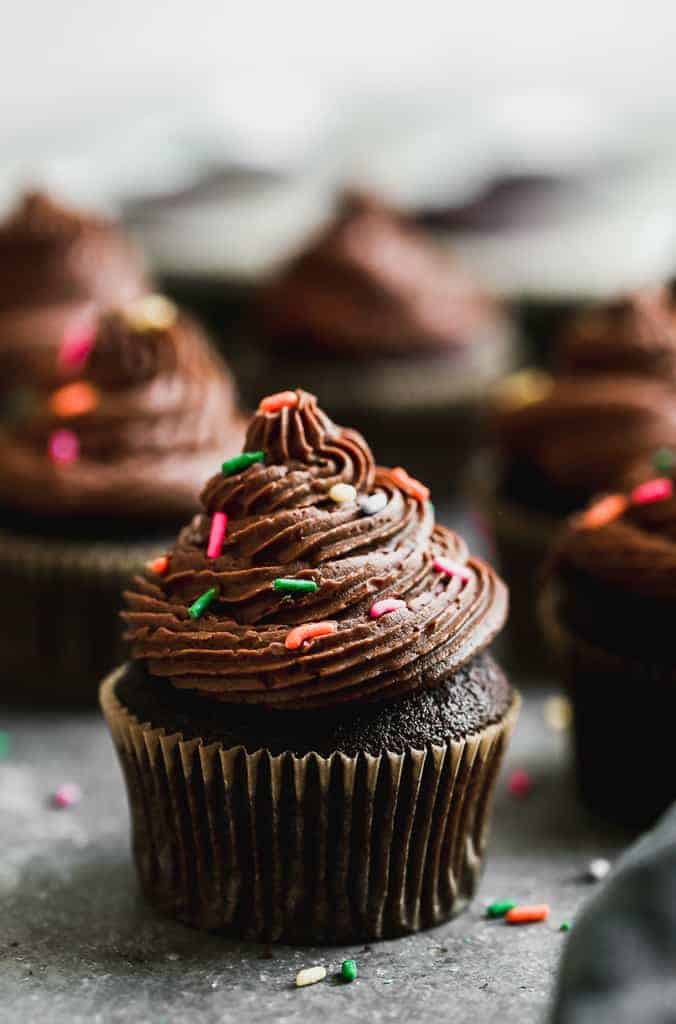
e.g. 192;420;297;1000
329;483;357;505
295;965;327;988
494;369;553;412
544;695;573;732
125;294;178;332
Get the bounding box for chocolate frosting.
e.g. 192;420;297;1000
123;390;508;709
261;192;497;358
0;300;245;519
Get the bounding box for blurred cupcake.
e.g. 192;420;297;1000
542;472;676;827
479;286;676;671
101;388;518;941
0;190;148;395
253;192;518;487
0;294;245;703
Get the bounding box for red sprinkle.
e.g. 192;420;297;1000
285;621;337;651
207;511;228;559
58;320;96;372
148;555;169;576
52;783;81;809
580;494;628;530
433;557;471;583
48;429;79;465
370;598;407;619
505;904;550;925
259;391;298;414
390;467;430;504
508;768;532;797
630;477;673;506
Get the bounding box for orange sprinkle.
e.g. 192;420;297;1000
259;391;298;414
49;381;99;419
580;494;628;530
505;904;550;925
147;555;169;576
390;466;430;504
285;621;337;651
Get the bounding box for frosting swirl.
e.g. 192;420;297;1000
123;390;507;709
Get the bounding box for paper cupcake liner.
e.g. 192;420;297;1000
101;666;520;942
0;524;168;705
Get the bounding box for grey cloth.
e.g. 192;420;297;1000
551;803;676;1023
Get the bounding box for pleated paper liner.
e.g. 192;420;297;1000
0;525;168;705
541;586;676;829
101;665;520;943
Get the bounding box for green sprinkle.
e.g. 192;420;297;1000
653;447;675;474
273;578;318;595
221;450;265;477
0;731;10;759
486;900;517;919
341;959;358;982
188;587;218;620
559;922;571;932
428;500;435;514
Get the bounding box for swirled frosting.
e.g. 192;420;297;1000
0;191;147;388
123;390;508;709
260;192;498;358
0;298;245;519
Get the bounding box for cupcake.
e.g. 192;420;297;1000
0;190;148;395
542;472;676;827
253;192;517;489
479;286;676;670
0;295;245;702
101;389;519;941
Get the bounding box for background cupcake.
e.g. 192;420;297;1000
0;294;245;702
102;389;518;942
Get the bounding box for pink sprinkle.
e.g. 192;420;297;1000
508;768;532;798
48;429;79;465
370;598;407;619
630;477;673;506
52;783;81;809
58;320;96;372
207;511;228;559
432;557;471;583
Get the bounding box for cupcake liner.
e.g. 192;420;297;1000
101;666;520;942
0;524;168;705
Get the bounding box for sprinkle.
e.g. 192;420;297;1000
587;858;611;882
505;904;550;925
370;598;406;619
653;447;676;474
390;466;430;504
580;494;627;530
495;368;553;411
52;783;81;809
559;922;571;932
295;966;326;988
486;900;517;919
0;731;10;759
49;381;99;418
222;451;265;477
329;483;357;505
125;294;177;332
259;391;298;413
188;587;218;620
543;695;573;732
207;512;228;559
48;429;79;465
631;477;673;506
341;959;358;982
273;578;318;595
433;557;471;583
358;491;387;516
285;621;337;651
58;321;95;371
508;768;532;797
147;555;169;576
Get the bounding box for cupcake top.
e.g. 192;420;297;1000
123;389;509;711
260;192;497;358
0;295;245;520
0;191;148;387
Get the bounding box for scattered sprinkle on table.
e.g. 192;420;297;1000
188;587;218;620
587;857;611;882
49;380;99;419
285;621;337;651
341;959;358;982
505;904;550;925
207;512;228;559
359;491;387;516
559;922;571;932
295;965;326;988
222;451;265;477
370;598;406;619
508;768;532;797
48;429;79;465
52;783;81;809
59;321;95;371
580;494;627;530
495;368;553;411
433;557;471;583
273;578;318;595
329;482;357;505
0;731;10;759
631;477;673;506
653;447;675;474
125;293;177;332
486;900;517;918
147;555;169;576
259;390;298;413
390;466;430;504
543;695;572;731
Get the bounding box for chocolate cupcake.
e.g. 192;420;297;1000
478;286;676;671
541;472;676;827
0;191;148;395
101;389;518;941
253;192;517;489
0;295;245;702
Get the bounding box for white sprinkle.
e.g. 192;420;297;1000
295;965;327;988
587;858;611;882
543;696;573;732
125;294;177;332
329;483;357;505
